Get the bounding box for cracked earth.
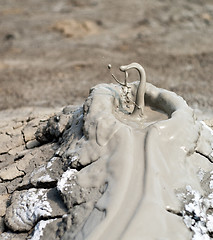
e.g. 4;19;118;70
0;104;105;239
0;107;64;239
0;0;213;239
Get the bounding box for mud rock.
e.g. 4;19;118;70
16;143;56;178
8;145;24;155
0;183;7;195
0;133;24;155
6;177;23;194
0;134;12;154
22;119;40;142
18;156;64;191
26;139;41;149
0;154;14;170
0;145;54;184
56;107;84;169
0;164;24;181
0;218;5;234
29;218;62;240
0;232;28;240
45;157;65;181
0;194;9;217
35;112;71;144
29;166;56;186
57;160;105;210
177;170;213;239
196;121;213;161
5;188;67;232
205;119;213;130
27;162;59;187
0;156;30;181
61;202;104;240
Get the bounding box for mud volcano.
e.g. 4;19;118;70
0;63;213;240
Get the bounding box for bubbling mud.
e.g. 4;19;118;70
1;63;213;240
62;64;213;240
114;105;168;130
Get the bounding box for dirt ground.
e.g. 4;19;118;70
0;1;213;239
0;0;213;113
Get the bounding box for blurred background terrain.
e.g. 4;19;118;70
0;0;212;113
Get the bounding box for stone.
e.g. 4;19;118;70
5;188;67;232
26;139;40;149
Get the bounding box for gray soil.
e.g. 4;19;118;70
0;0;213;113
0;1;213;240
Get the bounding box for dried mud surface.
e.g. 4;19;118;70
0;0;213;113
0;1;213;239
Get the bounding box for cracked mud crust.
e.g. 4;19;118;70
0;104;105;240
0;81;213;240
0;1;213;238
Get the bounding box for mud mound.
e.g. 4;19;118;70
0;77;213;239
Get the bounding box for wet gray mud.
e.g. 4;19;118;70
0;76;213;240
1;1;213;239
0;0;213;115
